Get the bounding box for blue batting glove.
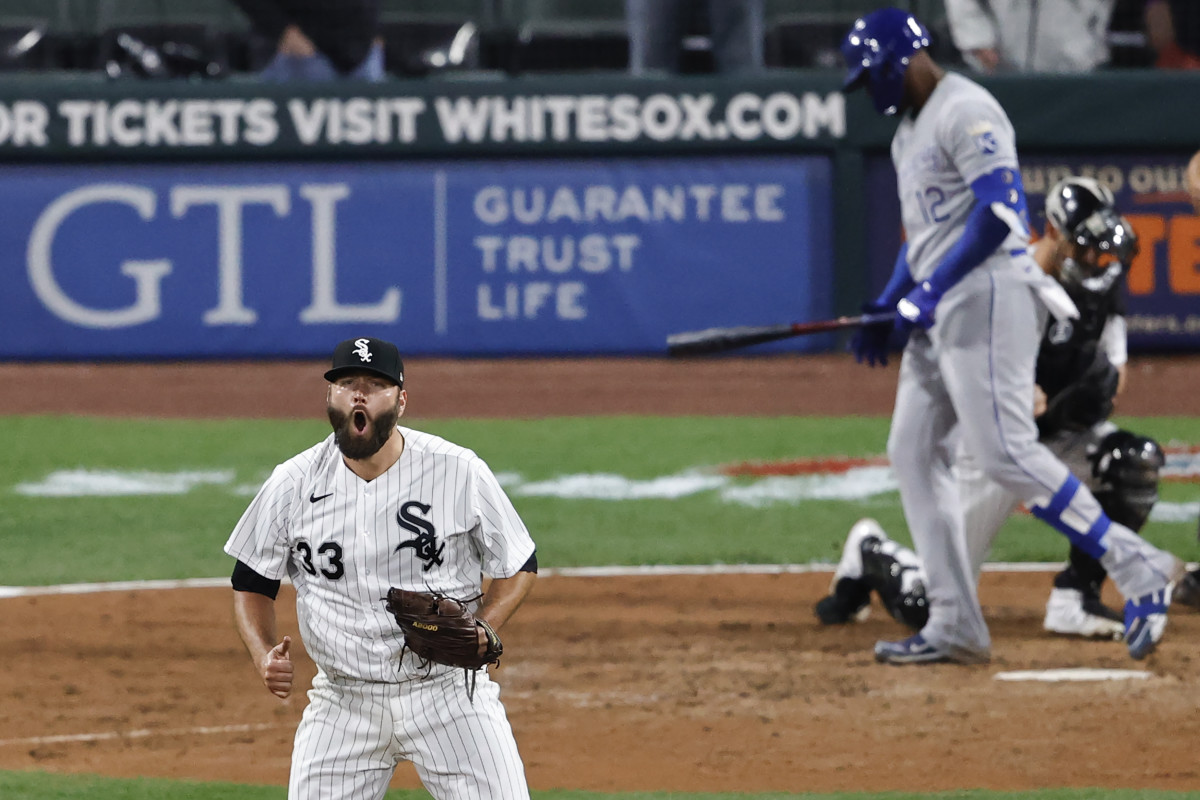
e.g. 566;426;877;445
895;281;942;331
851;302;893;367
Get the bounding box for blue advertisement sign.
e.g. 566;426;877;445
864;151;1200;350
0;156;833;358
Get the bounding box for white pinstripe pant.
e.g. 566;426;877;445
289;667;529;800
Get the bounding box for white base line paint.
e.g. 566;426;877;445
0;577;234;598
0;722;288;748
2;561;1166;598
994;668;1152;683
4;560;1196;597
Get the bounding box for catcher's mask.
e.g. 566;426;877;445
1045;177;1138;296
1090;430;1164;532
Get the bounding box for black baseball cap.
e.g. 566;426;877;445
324;337;404;388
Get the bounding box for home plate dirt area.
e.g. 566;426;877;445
1;356;1199;793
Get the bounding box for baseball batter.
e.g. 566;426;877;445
841;7;1181;664
817;177;1197;637
225;336;537;799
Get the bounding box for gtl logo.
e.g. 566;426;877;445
27;182;401;329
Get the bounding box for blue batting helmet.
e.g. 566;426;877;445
841;7;931;116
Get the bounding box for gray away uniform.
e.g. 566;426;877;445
886;73;1178;661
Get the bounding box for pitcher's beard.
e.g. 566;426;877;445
328;402;401;460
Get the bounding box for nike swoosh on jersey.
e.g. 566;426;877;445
309;492;334;503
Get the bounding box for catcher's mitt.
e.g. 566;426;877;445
384;588;503;671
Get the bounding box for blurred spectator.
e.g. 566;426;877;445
945;0;1115;72
626;0;763;74
1145;0;1200;68
231;0;384;81
1187;149;1200;214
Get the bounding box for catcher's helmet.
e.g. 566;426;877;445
841;7;931;116
1090;430;1164;532
1045;177;1138;296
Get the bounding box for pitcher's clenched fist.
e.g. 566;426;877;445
261;636;293;698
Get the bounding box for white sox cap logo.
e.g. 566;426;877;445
325;336;404;387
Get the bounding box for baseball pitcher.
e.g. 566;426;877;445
225;337;537;800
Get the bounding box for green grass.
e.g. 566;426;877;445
1;415;1197;585
1;772;1198;800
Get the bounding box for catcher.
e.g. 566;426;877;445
818;177;1196;646
226;336;538;800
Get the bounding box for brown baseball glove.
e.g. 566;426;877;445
384;588;503;671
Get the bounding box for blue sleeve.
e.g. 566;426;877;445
874;242;916;306
924;167;1027;296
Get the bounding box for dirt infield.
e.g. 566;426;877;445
4;576;1199;793
2;353;1198;419
2;355;1200;793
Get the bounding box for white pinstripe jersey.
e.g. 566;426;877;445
224;426;536;683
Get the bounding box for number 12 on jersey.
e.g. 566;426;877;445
915;186;950;224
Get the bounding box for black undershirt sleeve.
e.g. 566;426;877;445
232;559;282;600
518;551;538;574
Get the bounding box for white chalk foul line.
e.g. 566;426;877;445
0;722;289;748
6;558;1200;597
0;562;1088;598
0;577;230;598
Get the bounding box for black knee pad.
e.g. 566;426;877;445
889;579;930;631
1090;430;1164;532
860;537;929;631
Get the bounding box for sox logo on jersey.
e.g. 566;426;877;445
395;500;445;571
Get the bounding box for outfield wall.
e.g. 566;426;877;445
0;72;1196;358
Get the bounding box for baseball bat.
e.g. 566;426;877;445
666;311;896;357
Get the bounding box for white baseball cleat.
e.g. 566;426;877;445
1043;588;1124;640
